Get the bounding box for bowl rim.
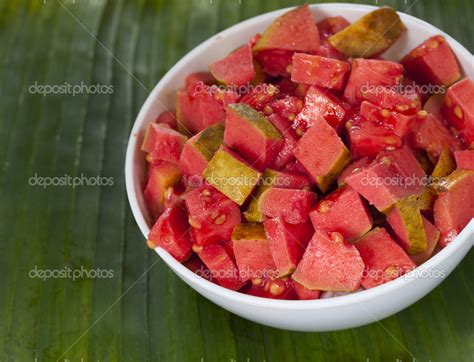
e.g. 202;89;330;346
125;3;474;310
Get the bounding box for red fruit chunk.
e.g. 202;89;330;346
185;72;215;89
224;103;283;170
360;101;414;137
259;188;316;224
184;254;212;281
239;83;278;111
345;147;425;212
355;228;415;289
178;123;224;176
246;277;297;300
292;230;365;292
267;114;298;170
434;171;474;247
361;86;421;114
147;204;192;262
310;186;372;242
293;86;347;132
411;217;440;266
401;36;461;86
156;111;177;129
294;117;351;192
454;150;474;170
264;217;313;277
293;281;321;300
317;16;351;40
338;157;371;186
198;244;244;291
254;4;319;52
291;53;350;91
254;50;293;77
185;184;241;246
177;82;239;134
344;59;403;105
232;223;277;281
143;163;182;219
409;113;461;160
142;123;187;164
346;114;402;159
442;78;474;146
209;44;255;86
269;96;304;121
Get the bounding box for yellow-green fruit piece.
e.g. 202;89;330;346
328;7;406;58
431;148;455;178
429;169;471;195
232;223;267;241
203;148;261;205
387;195;427;255
243;170;278;222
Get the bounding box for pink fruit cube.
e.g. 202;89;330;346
209;44;256;86
259;188;317;224
355;227;415;289
263;217;313;277
454;150;474;170
141;123;188;164
310;186;373;242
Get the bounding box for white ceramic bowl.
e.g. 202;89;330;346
125;3;474;331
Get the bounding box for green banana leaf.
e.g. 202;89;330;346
0;0;472;361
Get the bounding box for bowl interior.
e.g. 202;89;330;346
125;3;474;308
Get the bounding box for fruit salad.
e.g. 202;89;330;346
141;5;474;300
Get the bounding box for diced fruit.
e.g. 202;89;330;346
360;101;414;137
259;188;316;224
361;86;421;114
185;72;215;88
185;183;241;245
184;254;212;281
209;44;255;86
293;281;321;300
245;276;297;300
177;82;239;134
346;114;402;159
264;217;313;277
293;86;347;132
387;195;427;254
345;147;425;212
328;7;406;58
224;103;283;170
442;78;474;146
198;244;244;290
317;16;351;40
142;123;187;164
203;146;261;205
292;230;365;292
147;203;192;262
156;111;177;129
418;188;435;212
254;50;293;77
409;113;461;160
338;157;371;186
411;217;440;265
232;223;276;281
431;148;455;178
454;150;474;170
244;169;311;222
291;53;350;91
294;118;351;192
434;170;474;247
267;114;298;170
239;83;278;111
355;227;415;289
423;94;444;120
254;4;319;52
144;163;182;219
179;123;224;176
401;35;461;86
310;186;373;242
344;59;403;105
